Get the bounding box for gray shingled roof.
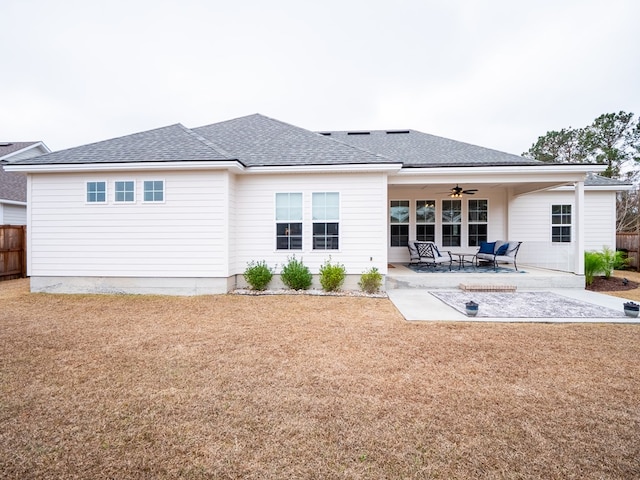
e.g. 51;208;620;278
9;124;234;165
0;142;40;159
194;114;390;167
322;130;542;167
585;172;631;187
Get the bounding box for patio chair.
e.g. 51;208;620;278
475;241;522;271
408;241;453;270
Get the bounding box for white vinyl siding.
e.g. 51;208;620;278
0;203;26;225
234;172;388;275
28;171;231;277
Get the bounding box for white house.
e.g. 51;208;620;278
0;141;50;225
4;114;630;295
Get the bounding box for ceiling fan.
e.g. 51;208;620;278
446;184;478;197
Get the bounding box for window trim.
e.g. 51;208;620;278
551;204;572;243
467;199;488;247
114;180;136;203
312;192;340;250
390;199;410;247
86;181;107;204
142;179;165;203
275;192;303;251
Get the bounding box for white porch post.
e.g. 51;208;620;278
575;180;585;275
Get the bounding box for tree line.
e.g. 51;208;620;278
523;111;640;231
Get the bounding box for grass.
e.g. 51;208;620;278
1;277;640;479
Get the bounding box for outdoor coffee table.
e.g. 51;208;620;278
453;251;479;270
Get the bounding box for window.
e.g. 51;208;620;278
390;200;410;246
115;181;135;203
416;200;436;242
442;199;461;247
86;181;106;203
552;204;572;242
143;180;164;202
276;193;302;250
468;199;488;246
312;192;339;249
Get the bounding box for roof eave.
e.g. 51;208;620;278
4;160;246;174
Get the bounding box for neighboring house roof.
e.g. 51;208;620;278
321;129;543;167
10;124;234;166
1;141;50;203
193;114;389;167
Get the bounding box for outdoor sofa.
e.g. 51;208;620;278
475;241;523;271
407;241;453;270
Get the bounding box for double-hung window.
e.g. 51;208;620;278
416;200;436;242
312;192;339;250
442;199;461;247
390;200;410;246
143;180;164;202
86;181;106;203
276;193;302;250
468;199;488;246
551;204;572;242
115;181;135;203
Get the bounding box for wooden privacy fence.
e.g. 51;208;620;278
0;225;26;281
616;232;640;270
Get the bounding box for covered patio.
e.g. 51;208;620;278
386;263;585;290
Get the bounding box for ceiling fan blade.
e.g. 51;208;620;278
462;189;478;194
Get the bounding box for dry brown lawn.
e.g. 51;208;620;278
1;276;640;479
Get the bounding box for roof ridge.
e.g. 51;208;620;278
176;124;235;160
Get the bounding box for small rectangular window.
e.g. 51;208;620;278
312;192;339;250
390;200;410;246
468;199;488;246
86;181;106;203
416;200;435;242
276;193;302;250
442;199;461;246
143;180;164;202
115;181;135;203
552;204;572;242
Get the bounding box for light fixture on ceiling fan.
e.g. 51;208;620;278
448;184;478;198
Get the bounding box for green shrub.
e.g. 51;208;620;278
600;246;627;278
358;267;383;294
280;256;313;290
243;260;274;291
319;258;346;292
584;250;604;286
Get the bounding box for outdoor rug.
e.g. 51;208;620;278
406;263;526;274
430;291;626;318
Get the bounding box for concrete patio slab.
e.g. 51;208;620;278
387;288;640;323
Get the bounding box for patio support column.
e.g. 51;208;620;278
574;180;585;275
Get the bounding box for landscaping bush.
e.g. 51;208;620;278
584;251;603;286
600;246;627;278
243;260;274;291
280;256;313;290
319;258;346;292
358;267;383;294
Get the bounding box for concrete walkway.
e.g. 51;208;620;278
387;288;640;323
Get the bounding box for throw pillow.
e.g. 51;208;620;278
479;241;496;254
496;243;509;256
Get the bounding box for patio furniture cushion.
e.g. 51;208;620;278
479;241;496;254
496;243;509;255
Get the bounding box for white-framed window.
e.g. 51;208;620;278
115;181;135;203
468;199;488;247
416;200;436;242
442;199;462;247
312;192;339;250
276;193;303;250
143;180;164;202
86;181;106;203
390;200;410;246
552;204;572;242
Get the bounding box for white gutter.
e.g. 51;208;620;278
5;160;246;174
246;163;403;174
0;199;26;206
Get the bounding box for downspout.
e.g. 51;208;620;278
574;180;585;275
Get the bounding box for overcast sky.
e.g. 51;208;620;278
2;0;639;156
